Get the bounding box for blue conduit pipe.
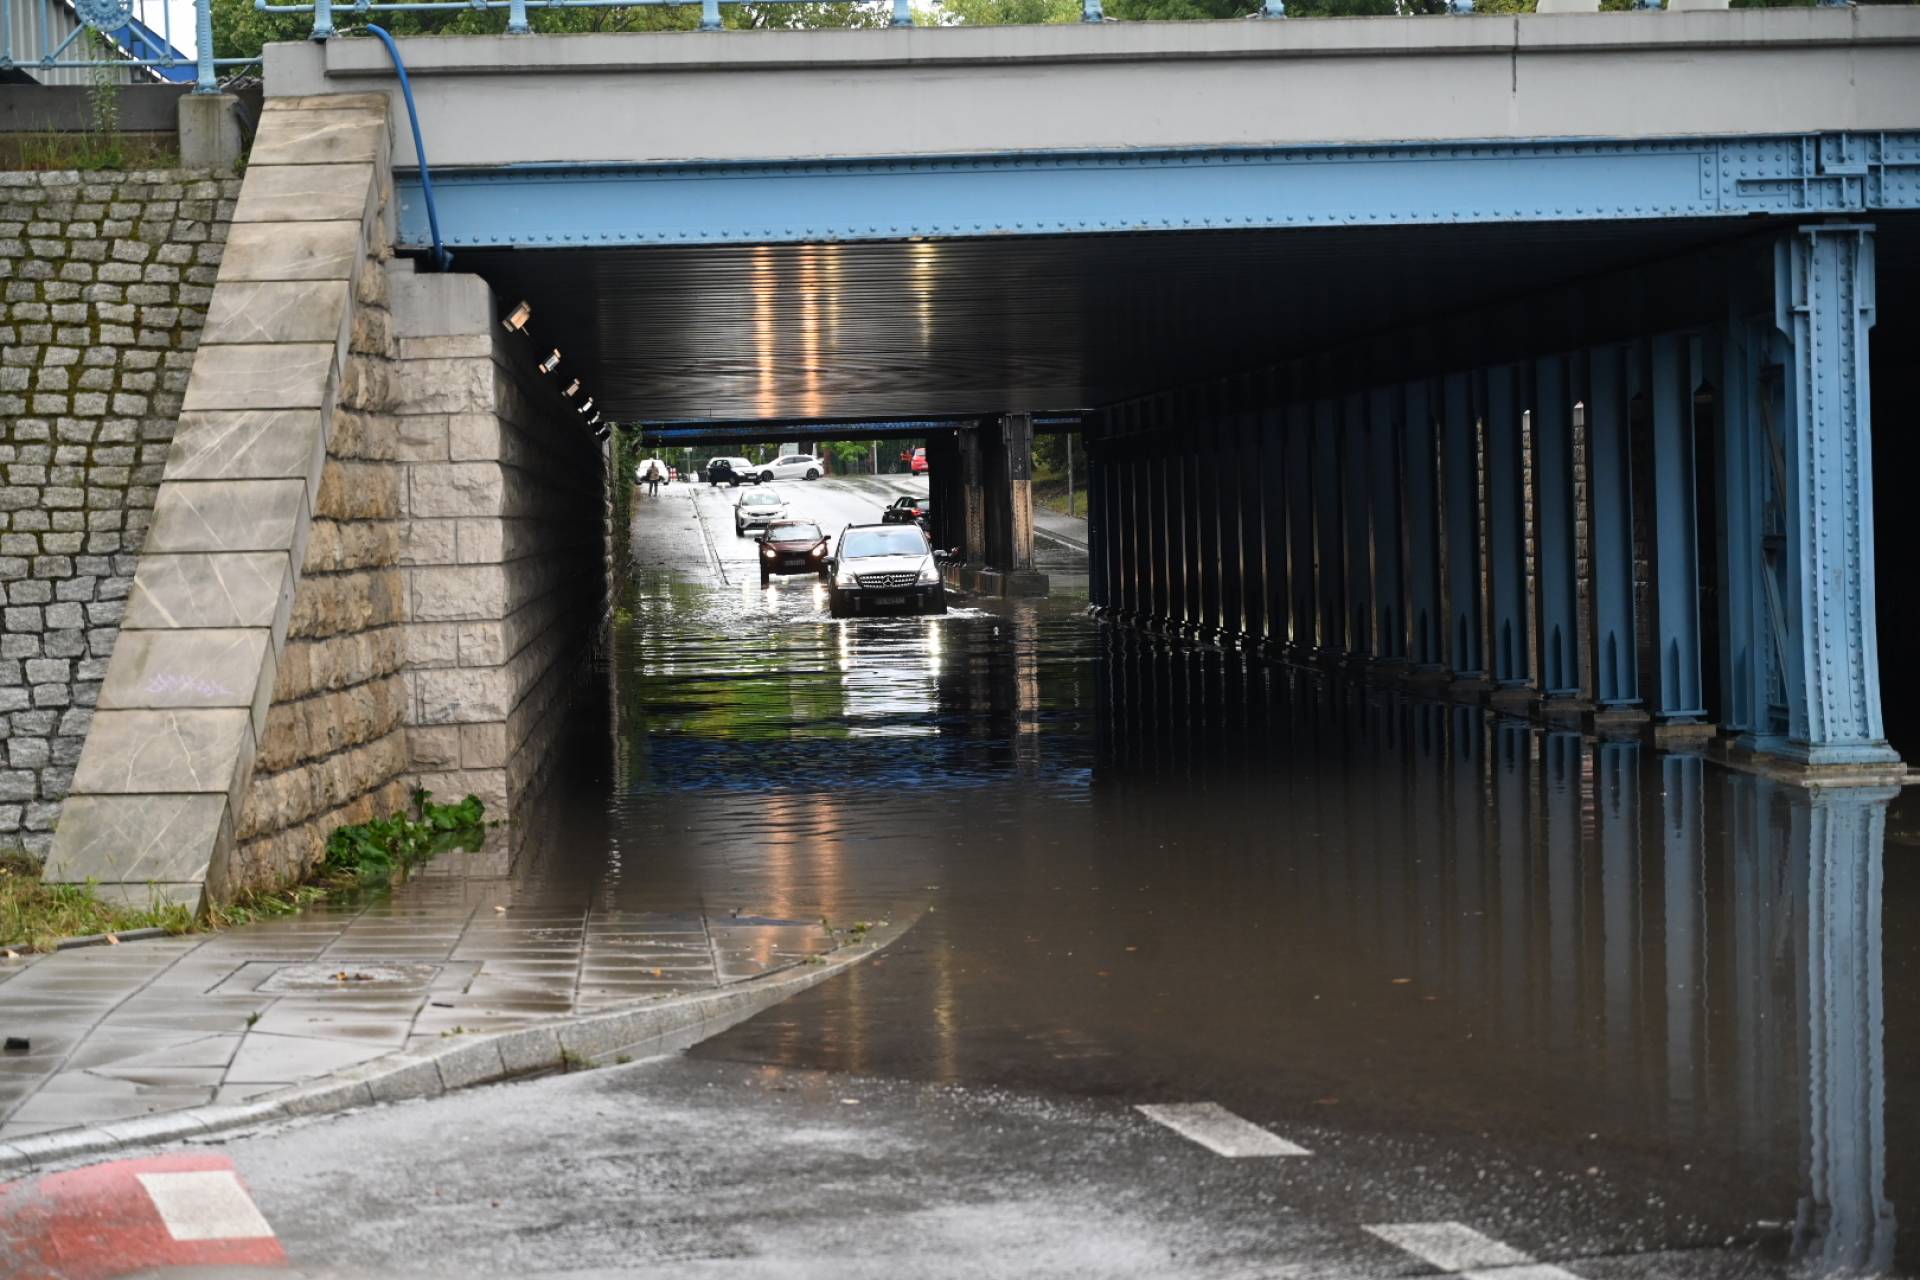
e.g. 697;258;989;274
366;24;451;272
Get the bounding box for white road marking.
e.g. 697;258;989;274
1364;1221;1582;1279
1135;1102;1310;1157
136;1170;276;1242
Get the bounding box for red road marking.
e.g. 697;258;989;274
0;1152;286;1280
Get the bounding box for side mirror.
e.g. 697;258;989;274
933;549;952;563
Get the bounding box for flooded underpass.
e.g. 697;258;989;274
499;477;1920;1278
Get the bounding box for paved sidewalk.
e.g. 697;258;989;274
0;883;845;1142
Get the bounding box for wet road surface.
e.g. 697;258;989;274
136;476;1920;1276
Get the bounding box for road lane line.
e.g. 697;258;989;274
136;1169;277;1242
1136;1102;1310;1157
1364;1222;1582;1279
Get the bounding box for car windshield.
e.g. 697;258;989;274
742;490;783;507
765;523;821;542
840;527;928;558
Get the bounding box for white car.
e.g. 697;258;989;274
635;459;671;485
756;453;824;484
734;486;789;535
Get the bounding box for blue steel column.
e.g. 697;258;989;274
1403;380;1445;673
1144;401;1159;625
1098;416;1113;610
1368;387;1404;665
1261;386;1290;654
1182;390;1205;635
1646;334;1709;727
1313;398;1345;661
1533;355;1583;706
1342;392;1373;662
1485;365;1530;693
1585;345;1644;720
1770;224;1900;766
1440;372;1486;683
1718;318;1761;736
1198;398;1225;640
1237;380;1265;648
1286;400;1314;657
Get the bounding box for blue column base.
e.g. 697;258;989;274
1744;735;1903;769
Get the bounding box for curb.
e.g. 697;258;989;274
0;918;911;1177
53;927;176;951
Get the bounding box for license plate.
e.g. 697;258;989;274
871;595;906;607
783;557;807;567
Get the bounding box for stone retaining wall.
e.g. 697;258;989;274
226;221;412;895
43;96;404;907
387;270;607;876
0;168;239;857
39;94;608;905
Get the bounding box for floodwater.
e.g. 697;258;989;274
514;483;1919;1277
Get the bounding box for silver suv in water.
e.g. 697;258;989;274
826;522;948;618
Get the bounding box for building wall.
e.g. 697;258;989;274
0;167;237;857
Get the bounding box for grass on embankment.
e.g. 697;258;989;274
1033;477;1087;521
0;133;181;172
0;791;492;953
0;850;193;954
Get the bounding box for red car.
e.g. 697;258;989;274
910;447;928;474
758;519;830;585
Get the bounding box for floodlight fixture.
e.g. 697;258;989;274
501;301;532;333
539;350;562;374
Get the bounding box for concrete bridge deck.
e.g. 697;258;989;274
266;8;1920;170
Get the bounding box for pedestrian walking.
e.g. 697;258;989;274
644;460;663;497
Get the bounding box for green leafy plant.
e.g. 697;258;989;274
321;789;489;887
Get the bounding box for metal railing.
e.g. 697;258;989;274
0;0;252;93
255;0;1487;38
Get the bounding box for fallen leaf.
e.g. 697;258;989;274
1391;977;1411;984
1315;1096;1340;1106
105;934;120;945
493;905;508;913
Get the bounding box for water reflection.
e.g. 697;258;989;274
1087;642;1903;1273
525;571;1910;1274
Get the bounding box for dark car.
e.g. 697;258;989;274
881;495;929;528
706;456;756;486
758;520;830;585
827;522;948;619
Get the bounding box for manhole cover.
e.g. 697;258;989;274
257;962;443;993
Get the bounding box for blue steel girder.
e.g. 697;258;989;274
395;132;1920;250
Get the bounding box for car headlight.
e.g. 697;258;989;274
809;544;826;558
917;556;941;586
761;543;776;558
836;561;860;587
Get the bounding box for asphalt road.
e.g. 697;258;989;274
19;475;1900;1280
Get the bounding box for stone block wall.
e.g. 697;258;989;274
40;93;607;905
386;269;607;876
44;95;404;907
0;168;240;857
226;228;412;894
